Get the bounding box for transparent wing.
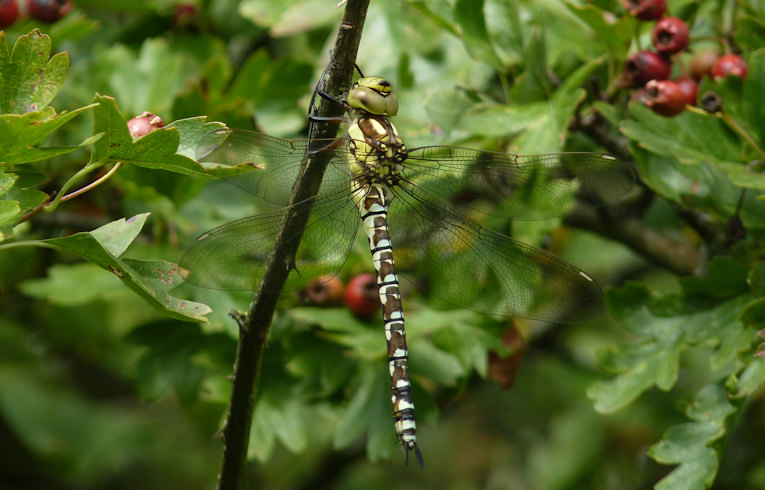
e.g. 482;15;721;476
197;129;353;205
180;188;359;292
402;146;635;221
388;185;604;323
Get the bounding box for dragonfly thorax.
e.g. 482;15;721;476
348;114;407;188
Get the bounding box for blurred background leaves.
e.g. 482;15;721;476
1;0;765;489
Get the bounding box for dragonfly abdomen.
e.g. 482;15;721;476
359;184;423;467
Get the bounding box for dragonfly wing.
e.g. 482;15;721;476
403;146;635;221
388;185;604;322
180;188;359;292
197;129;352;205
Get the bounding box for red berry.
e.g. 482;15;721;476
344;273;380;318
303;275;344;307
712;54;748;80
172;4;197;29
26;0;72;23
625;50;672;86
622;0;667;21
0;0;19;28
643;79;687;117
689;50;720;80
652;16;690;55
127;112;164;138
673;76;698;105
488;325;526;389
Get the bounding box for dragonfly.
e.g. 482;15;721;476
181;75;635;467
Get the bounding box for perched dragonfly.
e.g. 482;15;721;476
181;76;635;467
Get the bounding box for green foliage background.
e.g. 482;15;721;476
1;0;765;488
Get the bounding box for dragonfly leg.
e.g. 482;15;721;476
308;114;346;124
306;135;346;156
314;88;350;110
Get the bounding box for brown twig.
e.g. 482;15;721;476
215;2;370;489
565;207;700;276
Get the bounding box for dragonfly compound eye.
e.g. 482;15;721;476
349;78;399;116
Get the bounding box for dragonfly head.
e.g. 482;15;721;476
348;77;399;117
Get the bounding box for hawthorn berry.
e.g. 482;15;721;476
673;76;698;106
127;112;164;138
303;275;344;307
652;16;690;55
689;50;719;80
700;91;723;113
172;3;197;29
643;79;686;117
344;273;380;318
625;50;671;86
622;0;667;21
27;0;73;23
712;54;748;80
0;0;19;29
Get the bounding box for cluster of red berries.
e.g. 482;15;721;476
304;274;382;318
0;0;72;28
621;0;748;117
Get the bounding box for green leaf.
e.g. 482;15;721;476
741;297;765;326
249;401;277;461
459;57;601;153
129;321;234;404
289;307;383;358
732;360;765;397
333;363;382;449
455;0;503;72
528;407;604;489
591;280;755;413
0;105;94;165
93;39;189;116
681;383;737;423
264;396;308;453
19;263;125;305
621;103;741;167
509;23;550;102
239;0;339;34
0;200;19;232
0;171;48;238
0;30;69;114
365;376;397;462
418;309;501;376
402;0;459;36
589;343;682;413
743;49;765;152
89;95;259;177
648;421;723;490
408;341;465;386
0;169;48;238
422;88;475;136
0;169;20;234
567;3;635;57
680;257;750;299
2;214;211;322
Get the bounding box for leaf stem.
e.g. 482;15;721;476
720;112;765;161
215;2;371;489
17;162;121;224
59;162;122;202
